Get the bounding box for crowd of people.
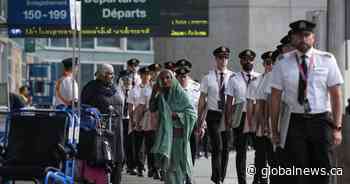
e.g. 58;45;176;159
47;19;345;184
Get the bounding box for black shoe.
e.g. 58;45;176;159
153;170;160;180
185;175;192;184
147;170;154;178
137;168;144;177
160;170;165;181
129;168;137;175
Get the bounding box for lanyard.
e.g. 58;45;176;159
294;53;314;81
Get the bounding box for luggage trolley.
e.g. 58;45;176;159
0;108;78;184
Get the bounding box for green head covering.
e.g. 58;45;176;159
151;69;197;176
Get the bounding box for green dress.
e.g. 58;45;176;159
150;78;197;184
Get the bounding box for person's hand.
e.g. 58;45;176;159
225;116;232;130
195;127;205;140
153;83;161;93
171;112;178;121
333;130;342;145
247;122;253;133
263;127;271;137
271;132;280;146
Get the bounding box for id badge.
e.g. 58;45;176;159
218;100;225;110
304;99;311;113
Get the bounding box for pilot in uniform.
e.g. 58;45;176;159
270;20;344;184
224;49;261;184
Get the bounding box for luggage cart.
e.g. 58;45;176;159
0;108;78;184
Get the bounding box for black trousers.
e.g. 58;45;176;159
125;131;136;170
112;163;122;184
122;119;129;167
284;113;334;184
253;136;273;184
269;146;287;184
190;129;197;165
206;110;231;183
144;130;156;172
233;113;248;184
134;131;145;170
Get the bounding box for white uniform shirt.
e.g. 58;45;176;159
128;71;142;88
183;79;201;115
121;86;131;119
127;83;153;130
255;72;272;100
225;71;261;111
246;75;263;101
271;48;344;114
200;69;233;112
54;74;78;107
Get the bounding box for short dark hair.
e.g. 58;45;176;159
19;85;29;93
62;57;77;70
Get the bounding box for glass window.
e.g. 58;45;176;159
50;38;67;48
97;38;121;48
127;37;151;51
81;64;94;89
0;0;5;18
0;82;8;106
81;38;95;48
69;38;94;49
0;42;6;82
113;65;124;77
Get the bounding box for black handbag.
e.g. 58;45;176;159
89;128;114;167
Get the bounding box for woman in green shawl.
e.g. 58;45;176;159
150;69;197;184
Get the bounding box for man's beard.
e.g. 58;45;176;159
297;43;311;53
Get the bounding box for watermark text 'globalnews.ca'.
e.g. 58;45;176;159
246;164;343;178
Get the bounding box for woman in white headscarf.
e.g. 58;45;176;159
81;64;125;184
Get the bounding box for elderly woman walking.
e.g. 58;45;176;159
81;64;125;184
150;69;197;184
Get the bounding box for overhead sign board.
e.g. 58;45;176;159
8;0;209;37
8;0;72;27
82;0;160;26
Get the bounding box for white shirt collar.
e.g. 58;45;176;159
215;68;228;74
296;47;314;59
241;70;256;76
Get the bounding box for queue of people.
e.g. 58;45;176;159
31;19;343;184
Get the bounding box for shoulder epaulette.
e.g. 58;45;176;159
315;50;332;58
229;73;236;79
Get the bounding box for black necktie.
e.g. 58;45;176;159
298;55;307;105
132;74;135;87
123;89;129;117
247;74;252;85
219;72;225;102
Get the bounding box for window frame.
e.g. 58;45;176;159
0;0;6;22
45;37;154;54
125;37;153;53
95;37;125;52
